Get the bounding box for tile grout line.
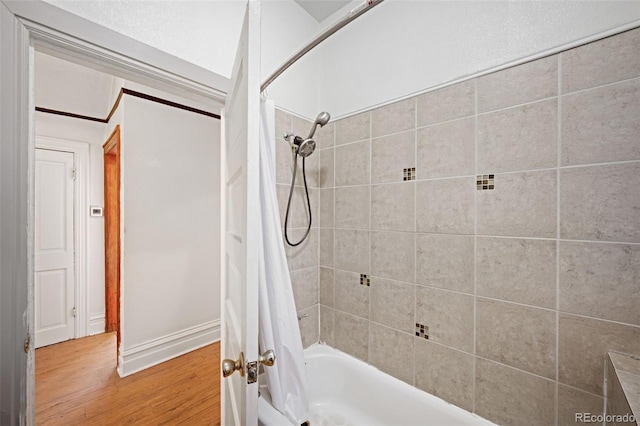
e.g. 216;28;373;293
472;77;479;415
413;96;418;387
555;53;562;426
326;226;640;246
368;110;372;364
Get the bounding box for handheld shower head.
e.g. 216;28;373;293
307;111;331;139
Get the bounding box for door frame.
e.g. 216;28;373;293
35;138;90;339
102;126;120;345
0;1;229;422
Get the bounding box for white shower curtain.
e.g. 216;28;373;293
257;99;309;425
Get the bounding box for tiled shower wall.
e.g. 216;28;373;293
274;111;322;348
310;28;640;426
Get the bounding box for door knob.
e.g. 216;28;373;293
259;349;276;367
222;352;245;378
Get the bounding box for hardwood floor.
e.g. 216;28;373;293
36;333;221;425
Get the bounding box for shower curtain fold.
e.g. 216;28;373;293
257;99;309;425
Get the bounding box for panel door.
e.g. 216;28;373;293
34;148;75;348
220;1;261;425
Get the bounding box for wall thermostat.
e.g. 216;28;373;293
90;206;103;217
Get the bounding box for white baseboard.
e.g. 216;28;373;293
88;314;105;336
118;319;220;377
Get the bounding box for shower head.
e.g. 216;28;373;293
293;136;316;157
307;111;331;139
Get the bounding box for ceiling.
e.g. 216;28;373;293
35;51;116;120
34;1;351;119
294;0;351;22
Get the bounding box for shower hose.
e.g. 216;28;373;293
284;153;312;246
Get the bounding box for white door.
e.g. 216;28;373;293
220;1;261;425
34;148;76;348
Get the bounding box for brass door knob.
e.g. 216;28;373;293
222;352;245;378
259;349;276;367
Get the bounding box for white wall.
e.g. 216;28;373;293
119;95;221;375
260;0;322;119
318;0;640;118
35;112;107;335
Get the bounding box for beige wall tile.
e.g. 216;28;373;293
371;231;415;283
316;121;335;149
477;55;558;113
416;287;473;352
334;229;370;273
558;313;640;395
277;185;318;229
320;305;334;346
371;130;415;184
371;98;415;138
369;323;414;385
414;339;474;412
335;185;370;230
560;163;640;243
561;79;640;166
417;80;475;127
334;311;369;361
275;109;292;140
560;241;640;326
334;269;369;319
562;28;640;94
417;117;475;179
477;170;557;238
319;188;334;228
477;237;556;309
285;228;318;271
335;140;370;186
557;385;604;426
319;228;333;267
276;137;295;185
335;112;370;145
478;99;558;173
301;148;320;188
292;115;312;138
416;177;475;234
319;147;334;188
370;277;415;334
319;267;334;308
298;305;319;348
475;358;556;426
415;233;474;294
371;182;415;232
290;267;318;312
476;298;556;379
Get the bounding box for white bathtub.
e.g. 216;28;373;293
258;344;496;426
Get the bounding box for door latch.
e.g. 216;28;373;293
24;335;30;353
247;350;276;384
72;306;77;317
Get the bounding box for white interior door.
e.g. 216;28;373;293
34;148;76;348
220;1;261;425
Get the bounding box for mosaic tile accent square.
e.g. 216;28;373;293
360;274;370;287
477;174;495;190
403;167;416;181
415;323;429;339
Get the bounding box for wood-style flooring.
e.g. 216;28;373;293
35;333;221;425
